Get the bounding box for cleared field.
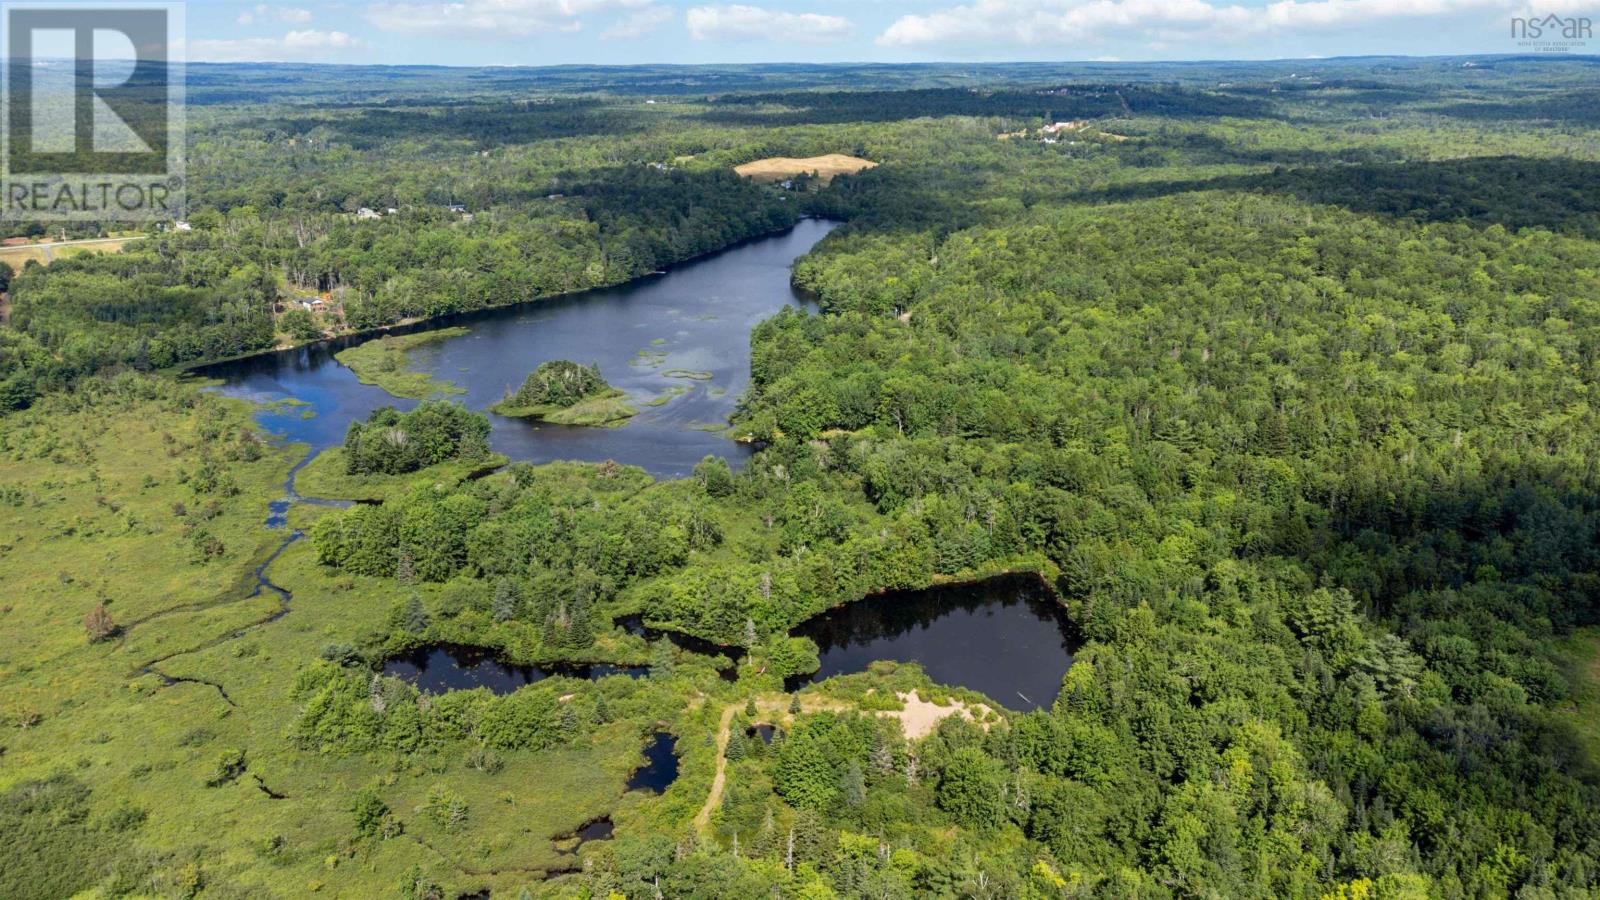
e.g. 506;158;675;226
733;153;876;184
0;236;140;268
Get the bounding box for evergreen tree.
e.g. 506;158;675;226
650;640;675;679
840;761;865;808
870;731;895;776
402;594;428;635
491;578;518;623
726;728;746;761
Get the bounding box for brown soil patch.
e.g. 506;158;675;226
884;691;993;740
734;154;877;185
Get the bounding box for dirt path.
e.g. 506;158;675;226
695;703;741;836
694;694;857;837
693;691;994;837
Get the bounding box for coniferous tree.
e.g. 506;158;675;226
402;594;428;635
491;578;517;622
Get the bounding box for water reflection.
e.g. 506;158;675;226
788;574;1080;710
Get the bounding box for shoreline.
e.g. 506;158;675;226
179;216;833;378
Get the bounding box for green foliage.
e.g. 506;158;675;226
491;577;519;622
351;788;398;839
694;455;736;498
290;662;581;755
419;784;469;832
0;776;123;900
401;595;429;635
934;748;1005;832
279;308;322;341
510;360;609;408
476;688;562;751
207;748;247;787
342;402;490;476
775;712;874;811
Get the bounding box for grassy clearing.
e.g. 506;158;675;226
489;389;637;427
294;448;510;502
733;154;877;184
334;328;469;399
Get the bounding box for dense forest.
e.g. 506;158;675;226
3;55;1600;899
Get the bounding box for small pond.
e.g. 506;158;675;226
381;644;647;694
787;573;1081;710
626;731;679;793
554;816;614;856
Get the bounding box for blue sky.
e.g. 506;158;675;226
183;0;1597;65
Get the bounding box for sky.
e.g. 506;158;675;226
181;0;1599;65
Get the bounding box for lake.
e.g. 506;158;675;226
196;218;837;479
788;573;1080;710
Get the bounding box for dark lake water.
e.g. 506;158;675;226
626;731;679;793
196;219;836;479
789;574;1080;711
381;644;646;694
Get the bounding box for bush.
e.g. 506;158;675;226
83;602;117;643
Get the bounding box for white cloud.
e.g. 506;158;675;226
603;5;673;38
875;0;1578;46
238;4;315;26
686;4;854;41
366;0;652;36
192;29;363;61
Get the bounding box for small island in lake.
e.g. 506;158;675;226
490;360;637;426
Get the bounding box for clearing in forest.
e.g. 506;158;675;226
734;154;876;184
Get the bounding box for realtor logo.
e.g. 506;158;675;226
1;1;184;221
1511;14;1592;52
